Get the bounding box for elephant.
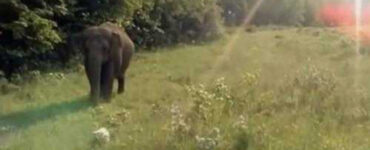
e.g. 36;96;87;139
68;22;134;102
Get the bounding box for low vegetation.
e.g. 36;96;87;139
1;27;369;150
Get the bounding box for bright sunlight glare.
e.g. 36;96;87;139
355;0;362;52
208;0;264;79
355;0;363;88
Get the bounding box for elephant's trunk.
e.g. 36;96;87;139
85;52;102;102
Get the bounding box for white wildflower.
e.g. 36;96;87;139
170;104;190;135
195;128;221;150
233;115;248;130
93;127;110;144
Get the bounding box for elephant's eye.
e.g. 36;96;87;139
102;41;110;51
103;46;109;52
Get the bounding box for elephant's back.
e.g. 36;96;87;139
100;22;135;53
82;26;112;40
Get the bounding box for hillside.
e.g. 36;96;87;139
1;27;370;150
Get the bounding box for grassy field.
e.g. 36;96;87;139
1;27;370;150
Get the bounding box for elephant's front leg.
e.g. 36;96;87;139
117;75;125;94
101;61;114;101
85;57;102;102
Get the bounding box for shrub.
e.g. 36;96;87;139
127;0;224;48
0;0;63;78
278;65;337;110
248;0;325;26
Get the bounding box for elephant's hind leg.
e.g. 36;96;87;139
117;54;132;94
100;62;114;101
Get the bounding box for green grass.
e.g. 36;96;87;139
1;27;370;150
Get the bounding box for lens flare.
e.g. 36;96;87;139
355;0;362;54
210;0;367;86
208;0;264;80
318;1;370;44
319;0;365;87
355;0;363;88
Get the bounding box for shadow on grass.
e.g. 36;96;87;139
0;97;94;130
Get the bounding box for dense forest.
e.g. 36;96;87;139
0;0;353;79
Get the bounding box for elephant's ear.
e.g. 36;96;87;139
111;32;122;49
112;32;121;43
111;32;123;72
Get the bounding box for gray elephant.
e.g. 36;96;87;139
69;22;134;102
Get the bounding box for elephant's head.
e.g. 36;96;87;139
68;29;121;57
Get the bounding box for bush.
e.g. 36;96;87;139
248;0;326;26
278;65;337;110
0;0;63;78
127;0;224;48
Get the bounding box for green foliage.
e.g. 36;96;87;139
0;0;64;78
244;0;331;26
127;0;224;48
216;0;323;26
4;11;61;50
250;0;306;26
